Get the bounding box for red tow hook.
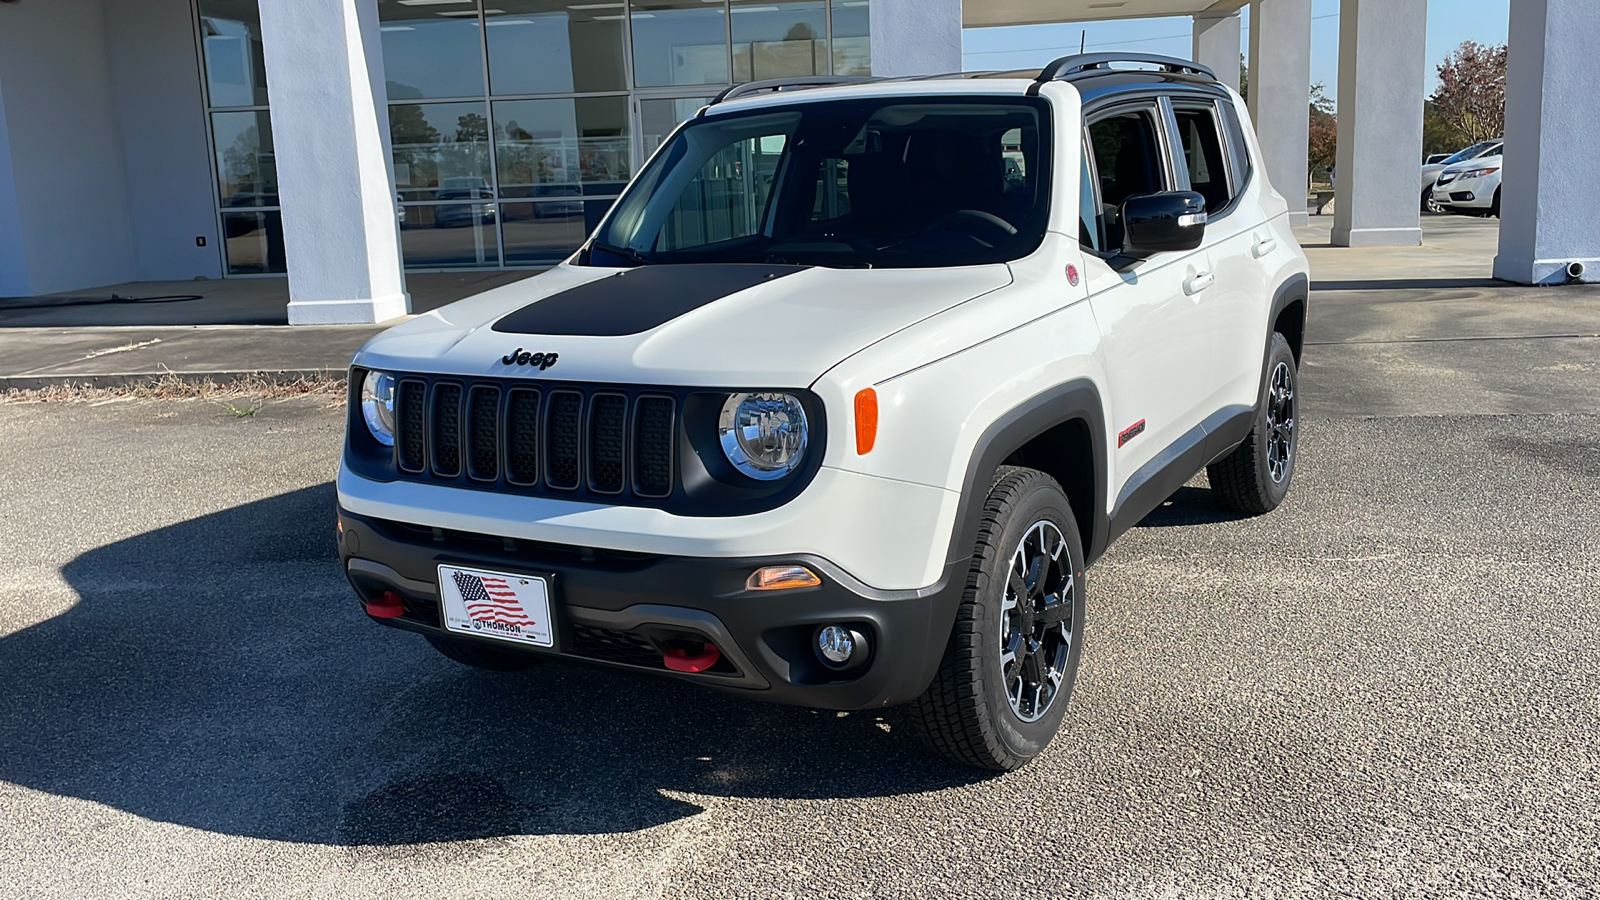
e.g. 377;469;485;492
662;642;721;673
366;590;406;619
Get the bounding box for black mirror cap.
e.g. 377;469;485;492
1120;191;1207;257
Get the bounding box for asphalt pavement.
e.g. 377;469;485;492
2;372;1598;895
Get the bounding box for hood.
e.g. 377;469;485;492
1443;153;1503;174
354;262;1013;387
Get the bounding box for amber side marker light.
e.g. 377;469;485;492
747;565;822;592
855;387;878;455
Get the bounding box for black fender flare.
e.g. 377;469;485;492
942;378;1110;569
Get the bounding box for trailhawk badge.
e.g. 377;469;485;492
501;348;559;370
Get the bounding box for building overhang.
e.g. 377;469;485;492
964;0;1249;29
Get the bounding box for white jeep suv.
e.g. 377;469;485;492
338;54;1311;771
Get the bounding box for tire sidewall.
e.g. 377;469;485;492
975;479;1087;762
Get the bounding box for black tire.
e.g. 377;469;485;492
424;634;542;671
911;466;1086;771
1208;332;1299;514
1491;188;1501;218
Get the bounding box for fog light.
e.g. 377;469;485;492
746;565;821;591
816;624;870;670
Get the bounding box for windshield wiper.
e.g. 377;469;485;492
586;239;653;266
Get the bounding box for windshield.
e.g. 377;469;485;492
586;97;1051;268
1441;141;1502;165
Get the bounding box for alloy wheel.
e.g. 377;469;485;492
998;520;1077;723
1266;360;1296;483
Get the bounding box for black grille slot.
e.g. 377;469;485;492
430;383;463;478
505;388;541;486
588;393;627;494
466;385;500;481
546;390;583;490
570;625;665;669
632;395;675;498
397;378;427;473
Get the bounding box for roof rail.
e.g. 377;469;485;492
708;76;879;106
1028;53;1216;93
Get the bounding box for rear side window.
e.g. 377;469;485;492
1171;105;1231;213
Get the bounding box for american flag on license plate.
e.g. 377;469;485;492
453;571;535;626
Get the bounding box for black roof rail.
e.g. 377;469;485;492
1028;53;1216;94
707;76;879;106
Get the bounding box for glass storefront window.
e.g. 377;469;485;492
391;101;494;201
399;212;500;267
211;110;277;207
487;2;628;95
731;0;828;83
501;200;614;265
639;97;711;157
198;0;270;107
494;97;630;198
220;211;286;274
631;0;730;87
831;0;871;76
377;0;488;100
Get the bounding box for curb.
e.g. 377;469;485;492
0;368;347;392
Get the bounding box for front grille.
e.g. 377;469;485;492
388;376;679;503
569;625;665;669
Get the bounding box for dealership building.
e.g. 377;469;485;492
0;0;1594;322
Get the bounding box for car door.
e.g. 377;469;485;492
1079;101;1217;499
1167;96;1271;418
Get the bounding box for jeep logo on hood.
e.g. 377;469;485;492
501;349;559;370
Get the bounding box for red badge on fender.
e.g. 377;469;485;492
1066;264;1080;287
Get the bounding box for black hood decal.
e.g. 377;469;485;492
492;264;810;337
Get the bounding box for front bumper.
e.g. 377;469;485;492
338;508;965;709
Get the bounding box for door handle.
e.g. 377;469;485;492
1252;236;1277;259
1183;271;1215;295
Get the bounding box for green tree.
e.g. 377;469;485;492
1307;83;1336;185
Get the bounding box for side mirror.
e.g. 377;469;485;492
1120;191;1207;257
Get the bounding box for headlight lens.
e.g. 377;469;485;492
1458;167;1499;179
718;392;808;480
360;370;397;447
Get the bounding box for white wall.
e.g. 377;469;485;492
0;0;139;295
104;0;222;282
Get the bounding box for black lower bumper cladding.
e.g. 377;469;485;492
337;509;965;710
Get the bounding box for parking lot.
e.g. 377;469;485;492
3;219;1598;898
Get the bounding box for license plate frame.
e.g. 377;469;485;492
437;564;555;649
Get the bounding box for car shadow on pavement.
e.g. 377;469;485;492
1134;486;1251;528
0;485;984;847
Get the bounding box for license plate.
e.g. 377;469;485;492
438;564;554;648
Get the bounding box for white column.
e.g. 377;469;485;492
1248;0;1311;227
1330;0;1427;247
1192;11;1241;95
258;0;408;325
1492;0;1599;285
870;0;962;77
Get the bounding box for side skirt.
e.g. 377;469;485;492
1105;404;1254;545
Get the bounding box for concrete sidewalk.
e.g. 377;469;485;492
4;216;1597;403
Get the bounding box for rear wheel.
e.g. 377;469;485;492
425;634;542;671
911;467;1086;771
1208;332;1299;514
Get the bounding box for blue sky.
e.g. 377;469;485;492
961;0;1511;100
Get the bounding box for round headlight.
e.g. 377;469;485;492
361;370;397;447
718;392;808;480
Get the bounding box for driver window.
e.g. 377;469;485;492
1087;108;1166;248
657;133;787;252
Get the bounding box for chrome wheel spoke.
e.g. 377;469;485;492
996;518;1077;723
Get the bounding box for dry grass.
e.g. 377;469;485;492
0;371;347;407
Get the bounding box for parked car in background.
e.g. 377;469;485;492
1433;152;1503;217
434;177;498;228
1425;154;1451;165
1422;139;1501;212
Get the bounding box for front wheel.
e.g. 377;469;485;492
911;467;1086;771
1208;332;1299;514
